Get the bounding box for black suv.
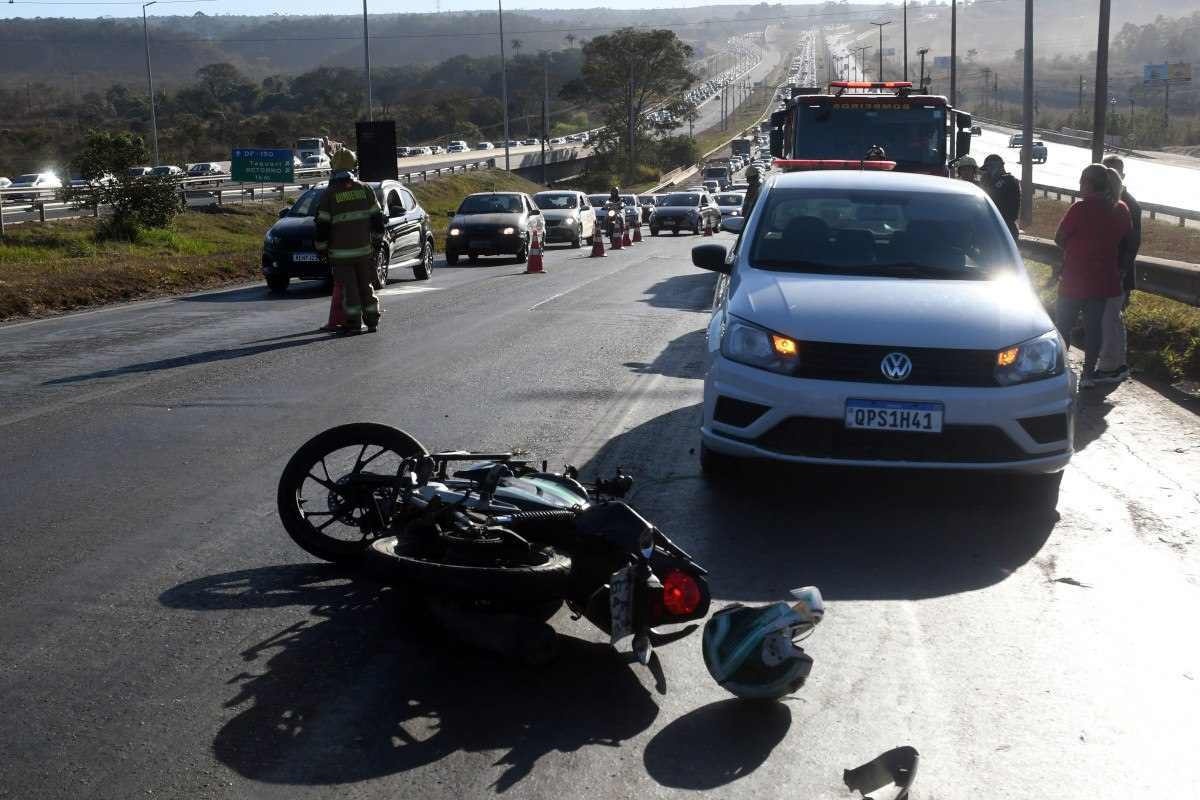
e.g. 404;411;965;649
261;179;435;293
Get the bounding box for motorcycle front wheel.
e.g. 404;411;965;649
277;423;428;564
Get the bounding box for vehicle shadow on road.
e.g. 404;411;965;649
638;272;718;313
41;333;332;385
177;282;331;303
642;699;791;790
160;564;660;791
578;402;1059;604
624;328;708;379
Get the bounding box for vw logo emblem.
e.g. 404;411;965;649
880;352;913;381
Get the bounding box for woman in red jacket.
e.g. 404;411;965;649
1052;164;1132;388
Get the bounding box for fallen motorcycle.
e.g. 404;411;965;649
277;423;711;668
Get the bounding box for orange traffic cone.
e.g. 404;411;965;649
610;221;623;250
632;220;643;243
622;222;633;247
590;226;607;257
703;217;714;237
525;229;545;274
320;279;349;331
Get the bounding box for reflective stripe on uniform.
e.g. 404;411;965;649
331;208;377;224
330;245;373;259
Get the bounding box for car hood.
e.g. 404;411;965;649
269;216;315;239
452;213;525;227
728;269;1052;350
539;209;581;220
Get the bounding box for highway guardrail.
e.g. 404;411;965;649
1029;182;1198;228
1019;234;1200;308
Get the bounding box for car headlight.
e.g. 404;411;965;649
563;216;576;225
502;226;516;235
263;233;279;249
721;317;799;374
994;331;1064;386
449;227;461;236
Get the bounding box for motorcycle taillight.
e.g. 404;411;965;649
662;569;703;617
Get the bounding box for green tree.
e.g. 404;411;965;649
566;28;696;180
65;130;181;240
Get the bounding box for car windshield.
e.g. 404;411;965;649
703;169;727;178
748;187;1015;279
791;104;947;166
287;187;325;217
664;193;700;206
715;194;743;206
14;174;39;183
533;193;576;210
588;195;610;207
458;194;523;214
150;167;174;175
620;195;637;206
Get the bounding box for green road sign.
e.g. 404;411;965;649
231;148;295;183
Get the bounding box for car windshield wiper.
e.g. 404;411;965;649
751;258;844;273
874;262;986;279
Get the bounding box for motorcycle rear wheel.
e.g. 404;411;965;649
277;423;428;564
366;534;572;601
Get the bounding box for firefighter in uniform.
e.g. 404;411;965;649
315;150;384;334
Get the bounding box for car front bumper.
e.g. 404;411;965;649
445;233;524;255
702;355;1074;474
262;250;331;280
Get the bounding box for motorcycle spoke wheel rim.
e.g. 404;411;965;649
292;443;410;546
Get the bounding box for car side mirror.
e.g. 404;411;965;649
445;210;455;217
529;208;540;215
692;244;731;274
956;130;972;158
389;204;404;217
278;208;289;218
720;217;746;235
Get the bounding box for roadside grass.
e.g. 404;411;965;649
1025;195;1200;263
1026;259;1200;385
0;170;545;322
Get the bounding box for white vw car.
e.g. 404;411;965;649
693;170;1073;496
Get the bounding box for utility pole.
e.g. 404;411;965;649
1164;78;1170;127
141;1;160;165
1020;0;1033;228
950;0;957;105
362;0;373;120
1078;75;1084;113
902;0;908;81
853;46;871;83
871;21;891;82
498;0;510;170
918;47;929;92
1090;0;1111;163
541;55;548;185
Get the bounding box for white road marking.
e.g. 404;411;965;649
376;285;441;297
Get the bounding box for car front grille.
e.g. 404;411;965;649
739;417;1047;463
790;341;999;387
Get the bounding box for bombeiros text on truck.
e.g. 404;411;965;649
767;81;973;175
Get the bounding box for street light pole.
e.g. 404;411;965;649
950;0;957;105
918;47;929;92
362;0;373;120
1020;0;1033;228
902;0;908;81
871;21;891;82
1090;0;1112;163
141;1;160;165
498;0;510;170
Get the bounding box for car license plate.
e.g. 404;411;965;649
845;399;943;433
609;566;635;646
468;239;491;250
292;252;320;263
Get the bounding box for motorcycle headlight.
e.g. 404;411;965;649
502;226;516;235
449;227;461;236
994;331;1064;386
721;317;799;374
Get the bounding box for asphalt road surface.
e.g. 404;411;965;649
1;231;1198;798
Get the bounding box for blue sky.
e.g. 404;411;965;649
1;0;805;20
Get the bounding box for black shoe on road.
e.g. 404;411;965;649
1093;365;1129;384
337;323;367;335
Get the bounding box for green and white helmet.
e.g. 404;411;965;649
702;586;824;700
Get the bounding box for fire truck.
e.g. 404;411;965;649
767;81;973;175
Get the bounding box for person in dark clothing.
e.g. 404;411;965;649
740;166;762;219
981;154;1021;239
1094;155;1142;383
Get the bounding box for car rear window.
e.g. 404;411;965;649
748;187;1015;279
14;174;39;182
458;194;523;214
533;193;577;210
663;193;700;206
715;194;743;206
287;187;325;217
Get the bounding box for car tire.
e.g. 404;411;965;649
515;242;528;264
571;235;582;249
445;251;459;266
413;241;434;280
693;224;702;235
468;253;479;264
266;274;289;294
672;229;679;236
375;248;390;286
650;228;659;237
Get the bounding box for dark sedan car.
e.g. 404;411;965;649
445;192;544;265
260;179;435;293
649;191;723;236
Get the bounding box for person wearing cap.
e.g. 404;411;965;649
955;155;979;184
314;149;385;334
741;165;762;219
981;154;1021;239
